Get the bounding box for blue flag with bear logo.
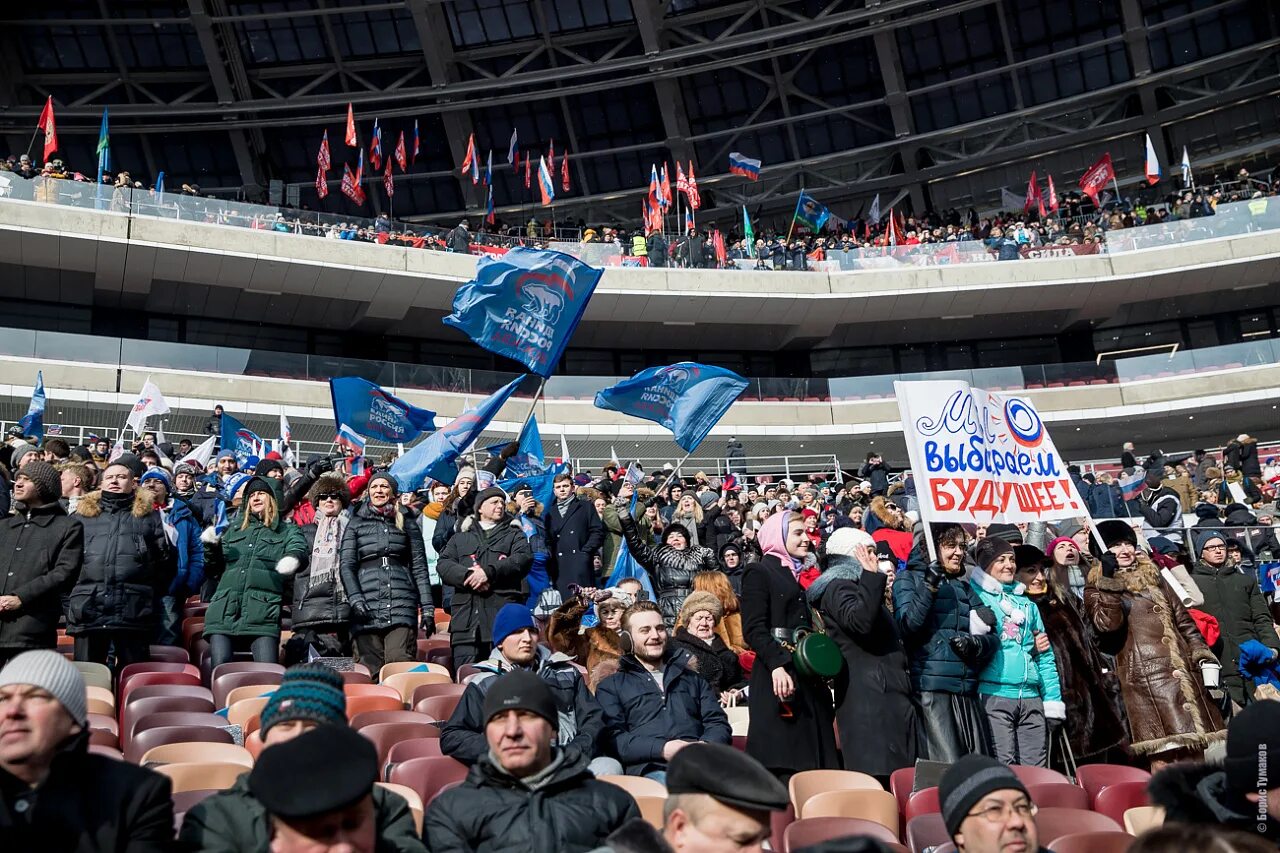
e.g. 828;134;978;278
329;376;436;443
442;246;602;377
593;362;749;453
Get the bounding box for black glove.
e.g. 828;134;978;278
350;600;373;624
924;562;945;591
1100;552;1119;579
499;441;519;460
421;613;436;636
309;457;334;477
949;634;984;665
974;606;998;632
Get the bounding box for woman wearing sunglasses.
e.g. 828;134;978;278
284;473;354;664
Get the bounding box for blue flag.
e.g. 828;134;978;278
610;541;657;601
18;371;45;442
330;376;436;443
794;189;831;232
442;247;602;377
221;413;266;468
499;461;567;518
594;362;748;453
505;416;546;478
390;375;526;491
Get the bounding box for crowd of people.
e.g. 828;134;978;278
4;151;1275;271
0;417;1278;851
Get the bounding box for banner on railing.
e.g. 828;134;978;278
1016;243;1102;259
895;380;1089;524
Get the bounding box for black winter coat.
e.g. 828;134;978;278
339;501;432;634
0;503;83;651
814;571;921;776
1149;762;1280;844
293;514;351;629
740;556;840;775
544;497;604;594
892;549;997;695
440;646;606;764
595;650;732;776
1188;559;1277;705
68;490;170;635
617;507;717;625
671;629;745;694
437;515;533;645
424;749;639;853
0;731;174;852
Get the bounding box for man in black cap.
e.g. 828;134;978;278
425;670;637;851
937;754;1045;853
1129;467;1183;550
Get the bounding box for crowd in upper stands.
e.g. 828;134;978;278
0;414;1278;851
3;151;1276;270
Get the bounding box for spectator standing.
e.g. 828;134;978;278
68;454;170;670
859;452;890;496
287;472;353;662
419;481;451;606
437;486;534;668
426;671;638;852
725;437;745;476
546;587;627;691
0;650;175;849
0;461;83;667
447;219;470;253
615;480;716;626
740;510;840;779
340;472;434;674
544;472;604;595
139;468;204;647
431;467;476;555
203;476;305;669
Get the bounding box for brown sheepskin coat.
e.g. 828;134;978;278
546;594;624;692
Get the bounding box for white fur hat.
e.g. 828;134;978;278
826;527;876;557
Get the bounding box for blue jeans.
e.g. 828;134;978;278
156;595;182;646
644;770;667;785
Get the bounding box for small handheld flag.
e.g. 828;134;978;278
743;205;755;256
345;103;357;146
561;152;570;192
793;190;830;232
330;377;436;442
485;149;492;185
485;184;495;224
317;130;331;171
1024;170;1041;213
538;156;555;206
660;163;672;208
412;119;420;164
96;109;110;179
686;161;701;209
460;133;477;181
524;151;532;189
316;165;329;199
383;156;394;198
394;131;407;171
1180;146;1194;188
19;371;45;442
370;118;383;170
1144;133;1161;185
868;193;881;223
507;128;518;165
37;96;58;161
728;152;761;181
1046;173;1059;212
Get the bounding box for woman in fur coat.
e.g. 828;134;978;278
1083;520;1224;767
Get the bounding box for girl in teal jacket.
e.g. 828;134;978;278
969;538;1064;767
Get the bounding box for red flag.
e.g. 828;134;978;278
524;152;531;189
315;165;328;199
660;163;673;207
561;152;570;192
548;139;555;169
512;149;520;172
36;96;57;161
383;155;394;198
881;208;902;247
317;130;331;171
713;230;727;266
1047;174;1059;212
1078;153;1114;204
460;133;476;176
341;150;366;205
344;103;357;147
675;162;688;193
686;161;701;210
1023;170;1040;213
394;131;407;171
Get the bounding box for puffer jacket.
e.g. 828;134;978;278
68;490;171;635
424;748;639;853
1188;559;1277;705
616;506;717;625
292;512;351;629
0;502;83;650
892;545;998;695
203;480;307;639
437;513;533;645
340;500;432;634
163;496;205;598
440;646;606;765
968;567;1063;711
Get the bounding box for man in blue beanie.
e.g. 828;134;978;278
441;603;621;775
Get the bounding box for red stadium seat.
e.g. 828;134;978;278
1027;782;1089;811
409;683;465;709
148;646;191;664
119;662;200;697
350;710;435;731
126;725;234;763
889;766;915;818
414;694;462;721
212;671;283;708
119;672;201;708
1075;764;1150;807
385;738;445;780
1034;808;1122;846
388;756;469;806
210;661;285;685
1093;780;1150;827
1048;831;1134;853
904;787;940;822
122;695;217;742
361;721;443;771
905;813;948;853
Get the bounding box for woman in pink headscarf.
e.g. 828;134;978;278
740;510;840;779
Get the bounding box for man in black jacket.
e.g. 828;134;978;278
544;472;604;595
426;671;638;852
438;487;534;669
1129;468;1184;549
0;461;83;667
859;452;890;497
0;650;175;849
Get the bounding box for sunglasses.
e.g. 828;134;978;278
316;493;342;501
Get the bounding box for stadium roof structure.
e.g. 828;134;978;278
1;0;1277;227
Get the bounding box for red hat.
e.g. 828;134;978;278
264;451;283;461
801;508;819;519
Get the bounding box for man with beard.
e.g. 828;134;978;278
594;601;730;783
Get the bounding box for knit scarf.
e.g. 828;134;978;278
673;511;701;547
310;514;347;594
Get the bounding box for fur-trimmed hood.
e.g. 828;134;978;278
458;513;523;534
73;489;153;519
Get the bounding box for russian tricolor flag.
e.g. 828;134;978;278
538;155;556;206
1144;133;1161;185
728;151;761;181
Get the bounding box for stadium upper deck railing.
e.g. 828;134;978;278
1;174;1276;271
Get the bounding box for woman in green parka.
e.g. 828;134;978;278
203;476;307;670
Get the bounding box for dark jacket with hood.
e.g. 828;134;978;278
441;645;606;765
0;501;83;650
437;513;534;646
0;730;174;852
340;499;432;634
180;770;425;853
424;748;639;853
594;648;731;776
616;506;717;625
68;489;171;635
717;542;746;597
1188;557;1277;705
1148;762;1280;844
164;495;206;598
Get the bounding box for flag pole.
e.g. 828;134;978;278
785;189;801;245
657;449;694;494
516;376;546;435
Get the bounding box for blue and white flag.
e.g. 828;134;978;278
18;371;45;442
593;362;748;453
504;416;546;478
390;375;526;491
221;413;266;468
1180;146;1194;187
499;461;567;517
442;246;601;377
330;376;436;443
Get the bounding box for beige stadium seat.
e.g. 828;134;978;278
378;782;424;834
633;795;666;830
800;789;900;838
379;661;450;681
155;761;249;793
789;769;884;818
223;684;276;709
140;741;254;769
598;774;668;799
226;696;272;731
382;671;453;705
74;661;113;692
86;684;115;711
1124;805;1166;835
